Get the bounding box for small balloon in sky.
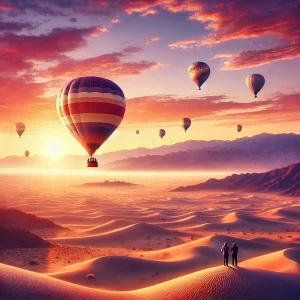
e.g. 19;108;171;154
136;130;139;135
181;118;191;133
246;74;265;98
24;150;30;157
15;122;25;138
237;124;242;133
188;62;210;90
159;129;166;139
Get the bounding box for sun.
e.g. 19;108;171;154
44;141;61;157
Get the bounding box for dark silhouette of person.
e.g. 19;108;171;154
221;242;229;266
231;243;239;266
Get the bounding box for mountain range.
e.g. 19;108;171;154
105;133;300;172
0;133;299;172
173;163;300;197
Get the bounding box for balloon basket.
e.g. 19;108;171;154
87;159;98;168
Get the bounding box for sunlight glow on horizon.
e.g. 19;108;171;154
44;141;62;157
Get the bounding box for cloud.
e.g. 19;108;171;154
145;36;160;45
0;0;113;16
47;46;160;78
109;18;120;26
0;26;106;74
220;41;300;70
0;21;35;32
124;94;274;124
213;91;300;126
168;39;197;50
210;53;235;60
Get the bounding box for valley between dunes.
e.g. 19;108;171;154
0;171;300;299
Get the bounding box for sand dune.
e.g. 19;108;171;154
80;219;134;235
240;248;300;273
199;211;291;232
2;263;300;300
1;171;300;299
49;223;187;249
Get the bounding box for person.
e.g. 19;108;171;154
231;243;239;267
221;242;229;266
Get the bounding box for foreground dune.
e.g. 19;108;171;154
2;263;300;300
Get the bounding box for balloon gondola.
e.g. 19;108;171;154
57;76;126;168
87;157;98;167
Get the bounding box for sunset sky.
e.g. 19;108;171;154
0;0;299;157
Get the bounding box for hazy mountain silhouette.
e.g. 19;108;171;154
83;181;139;187
105;133;300;172
173;163;300;196
0;133;299;171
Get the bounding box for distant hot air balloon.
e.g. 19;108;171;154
25;150;30;157
237;124;242;133
188;62;210;90
159;129;166;139
136;130;139;135
57;76;126;167
246;74;265;98
181;118;191;133
15;122;25;138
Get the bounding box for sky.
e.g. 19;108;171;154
0;0;299;157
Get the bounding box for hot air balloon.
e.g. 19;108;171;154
188;62;210;90
15;122;25;138
246;74;265;98
159;129;166;139
237;124;242;133
181;118;191;133
25;150;30;157
136;130;139;135
57;76;126;167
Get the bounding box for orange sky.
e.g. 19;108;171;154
0;0;299;157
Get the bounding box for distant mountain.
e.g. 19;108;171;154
0;227;52;249
0;133;299;171
105;133;300;172
0;208;63;230
173;163;300;196
83;181;139;187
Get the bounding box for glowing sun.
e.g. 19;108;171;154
44;141;61;157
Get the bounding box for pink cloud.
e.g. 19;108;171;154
145;36;160;45
221;41;300;70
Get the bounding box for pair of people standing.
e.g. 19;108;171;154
221;242;238;266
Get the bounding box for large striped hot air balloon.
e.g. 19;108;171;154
246;74;265;98
159;129;166;139
56;77;126;164
25;150;30;157
15;122;25;138
188;62;210;90
181;118;191;133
